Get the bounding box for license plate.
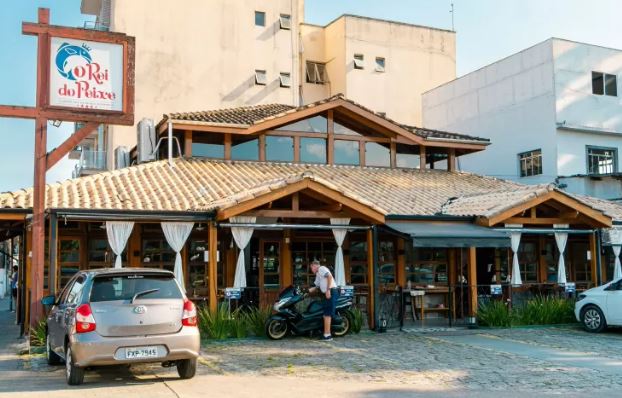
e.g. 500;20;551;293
125;346;159;359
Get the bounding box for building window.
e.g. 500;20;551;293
279;14;291;29
279;72;291;88
353;54;364;70
231;138;259;161
255;70;267;85
349;240;368;285
300;137;327;163
592;71;617;96
334;140;360;165
277;115;327;133
59;238;81;288
192;143;224;159
266;136;294;162
587;146;617;175
365;142;390;167
375;57;385;72
378;240;396;284
518;149;542;177
255;11;266;27
406;248;448;285
306;61;328;84
142;238;175;273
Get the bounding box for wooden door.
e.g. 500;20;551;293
260;240;281;307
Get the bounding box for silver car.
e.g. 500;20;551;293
43;268;201;385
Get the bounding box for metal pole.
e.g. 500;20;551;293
168;121;173;167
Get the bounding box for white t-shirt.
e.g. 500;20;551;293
314;265;336;293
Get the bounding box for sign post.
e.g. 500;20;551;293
0;8;134;331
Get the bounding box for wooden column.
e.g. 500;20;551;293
128;225;141;267
538;236;547;283
419;146;426;170
181;244;189;289
224;134;232;160
293;136;300;163
258;135;266;161
344;237;351;283
589;232;598;286
396;238;406;288
366;228;375;329
281;230;292;287
184;130;192;158
25;229;33;331
48;213;58;295
467;247;477;317
448;248;456;285
208;221;218;312
390;141;397;168
327;110;334;164
359;141;366;166
448;149;456;171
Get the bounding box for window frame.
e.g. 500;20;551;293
353;54;364;70
592;71;618;97
279;72;291;88
518;149;543;177
375;57;385;72
279;14;291;30
305;61;328;85
586;145;617;175
255;69;267;86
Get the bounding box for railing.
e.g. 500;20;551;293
83;21;109;31
73;150;107;178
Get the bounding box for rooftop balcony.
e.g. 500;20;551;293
72;150;107;178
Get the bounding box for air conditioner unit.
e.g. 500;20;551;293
114;146;130;169
137;118;156;163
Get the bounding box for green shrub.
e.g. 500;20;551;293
229;308;248;339
350;307;364;334
477;300;512;327
31;319;47;347
198;303;231;339
245;306;272;338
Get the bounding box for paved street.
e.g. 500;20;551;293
1;296;622;397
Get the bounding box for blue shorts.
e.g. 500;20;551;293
323;288;339;317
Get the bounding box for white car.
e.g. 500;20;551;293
575;279;622;332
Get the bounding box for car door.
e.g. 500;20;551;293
48;276;77;354
605;281;622;325
59;274;86;355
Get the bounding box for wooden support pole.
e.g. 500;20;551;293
184;130;192;158
208;221;218;312
281;230;292;288
49;213;58;295
419;146;426;170
390;141;397;168
467;247;477;317
258;135;266;161
396;238;406;288
366;228;375;329
589;232;598;286
327;110;334;164
224;134;232;160
448;148;456;171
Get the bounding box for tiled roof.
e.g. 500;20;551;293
164;94;490;144
0;159;521;216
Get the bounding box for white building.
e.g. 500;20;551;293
423;38;622;200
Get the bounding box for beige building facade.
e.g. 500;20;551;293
80;0;455;170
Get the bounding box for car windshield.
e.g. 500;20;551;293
90;274;183;302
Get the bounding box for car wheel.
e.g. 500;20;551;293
265;317;289;340
46;332;62;365
65;345;85;385
177;358;197;379
581;305;607;333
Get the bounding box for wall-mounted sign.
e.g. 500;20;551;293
490;284;502;295
224;287;242;300
339;286;354;297
49;38;124;111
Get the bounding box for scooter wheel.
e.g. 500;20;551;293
266;318;289;340
333;311;352;337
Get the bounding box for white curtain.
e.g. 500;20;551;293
613;246;622;281
330;218;350;286
106;221;135;269
231;216;256;288
554;224;569;285
161;222;194;292
510;232;522;286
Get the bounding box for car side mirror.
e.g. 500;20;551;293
41;295;56;306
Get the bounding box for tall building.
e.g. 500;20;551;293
79;0;456;172
423;38;622;200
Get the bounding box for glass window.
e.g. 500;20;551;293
142;238;175;272
65;275;85;304
354;54;364;70
60;239;81;288
587;146;617;174
305;61;328;84
192;143;224;159
279;72;291;88
231;139;259;160
334;140;360;165
349;240;368;285
592;71;617;96
378;240;396;285
365;142;390;167
255;11;265;27
406;248;448;285
518;241;539;283
300;137;326;163
279;14;291;29
266;136;294;162
277;115;327;133
90;274;183;302
519;149;542;177
334;121;362;136
396;144;421;169
375;57;385;72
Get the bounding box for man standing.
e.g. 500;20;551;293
10;265;18;312
308;260;338;341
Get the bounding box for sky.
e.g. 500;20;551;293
0;0;620;192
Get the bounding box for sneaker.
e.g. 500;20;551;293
319;335;333;341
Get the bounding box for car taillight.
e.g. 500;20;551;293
182;299;197;327
75;304;96;333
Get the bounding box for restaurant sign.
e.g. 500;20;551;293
49;38;124;112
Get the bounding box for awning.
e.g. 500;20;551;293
386;221;511;248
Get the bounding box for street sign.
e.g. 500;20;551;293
224;288;242;300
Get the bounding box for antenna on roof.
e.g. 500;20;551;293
450;2;455;31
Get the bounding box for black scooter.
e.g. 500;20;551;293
265;285;354;340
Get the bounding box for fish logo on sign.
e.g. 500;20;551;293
55;42;92;81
